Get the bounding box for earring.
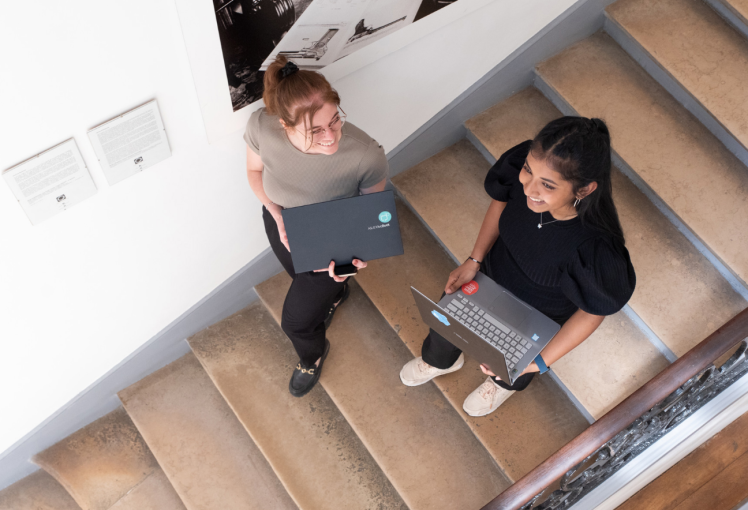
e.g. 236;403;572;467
574;198;580;208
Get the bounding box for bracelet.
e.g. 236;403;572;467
534;354;550;374
466;256;481;266
265;200;275;208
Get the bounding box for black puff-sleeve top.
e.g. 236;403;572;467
482;141;636;325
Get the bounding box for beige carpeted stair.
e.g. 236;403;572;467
32;408;184;510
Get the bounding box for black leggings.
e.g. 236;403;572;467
263;207;346;368
421;289;536;392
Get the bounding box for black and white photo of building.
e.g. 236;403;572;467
213;0;457;112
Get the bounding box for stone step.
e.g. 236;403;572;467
721;0;748;26
118;353;297;510
108;470;187;510
552;311;669;418
354;197;590;480
256;275;510;510
400;88;668;419
468;87;746;356
187;301;405;510
0;471;81;510
32;407;184;510
607;0;748;160
535;31;748;289
611;166;747;356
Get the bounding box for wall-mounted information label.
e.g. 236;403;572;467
3;139;97;225
88;99;171;185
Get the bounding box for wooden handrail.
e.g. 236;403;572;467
483;307;748;510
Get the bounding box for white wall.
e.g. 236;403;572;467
0;0;576;457
0;0;266;455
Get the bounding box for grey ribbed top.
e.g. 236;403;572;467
244;108;388;208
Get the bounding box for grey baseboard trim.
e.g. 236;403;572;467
548;369;596;425
465;129;497;166
604;14;748;168
621;305;678;364
535;72;748;302
386;0;618;179
0;246;283;491
704;0;748;40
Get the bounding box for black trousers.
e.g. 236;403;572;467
421;292;536;392
263;207;346;368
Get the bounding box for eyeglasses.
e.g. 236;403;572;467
306;108;346;141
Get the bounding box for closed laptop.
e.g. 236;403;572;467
281;190;404;273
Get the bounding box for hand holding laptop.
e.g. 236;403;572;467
480;361;537;380
444;259;480;294
314;259;368;282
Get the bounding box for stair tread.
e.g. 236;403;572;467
393;139;491;263
354;198;589;481
188;302;405;510
118;353;296;510
536;32;748;287
725;0;748;22
465;88;561;162
32;408;183;510
608;0;748;152
256;275;510;510
612;169;747;355
109;470;186;510
553;311;670;418
0;471;81;510
468;87;746;357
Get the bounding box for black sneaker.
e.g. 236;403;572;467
289;339;330;398
324;283;350;330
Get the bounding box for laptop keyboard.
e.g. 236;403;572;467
444;296;534;371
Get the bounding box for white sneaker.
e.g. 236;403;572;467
399;354;464;387
463;376;513;417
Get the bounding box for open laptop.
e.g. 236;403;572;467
411;272;560;384
282;190;404;273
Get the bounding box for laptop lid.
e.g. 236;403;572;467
282;190;404;273
411;287;514;383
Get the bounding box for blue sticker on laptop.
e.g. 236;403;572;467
379;211;392;223
432;310;450;326
531;334;540;341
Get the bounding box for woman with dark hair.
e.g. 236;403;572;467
400;116;636;417
245;55;388;397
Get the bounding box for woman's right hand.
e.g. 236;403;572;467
444;260;480;294
267;203;290;252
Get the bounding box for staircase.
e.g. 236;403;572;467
3;0;748;508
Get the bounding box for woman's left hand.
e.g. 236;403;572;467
480;364;498;378
314;259;367;282
480;362;539;379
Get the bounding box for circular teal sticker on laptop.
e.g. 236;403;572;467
379;211;392;223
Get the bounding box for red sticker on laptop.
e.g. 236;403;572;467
462;280;479;295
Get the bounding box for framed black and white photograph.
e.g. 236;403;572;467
175;0;458;142
214;0;314;112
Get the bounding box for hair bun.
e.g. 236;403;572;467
279;61;299;79
591;118;609;136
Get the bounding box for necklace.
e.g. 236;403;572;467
538;212;560;229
